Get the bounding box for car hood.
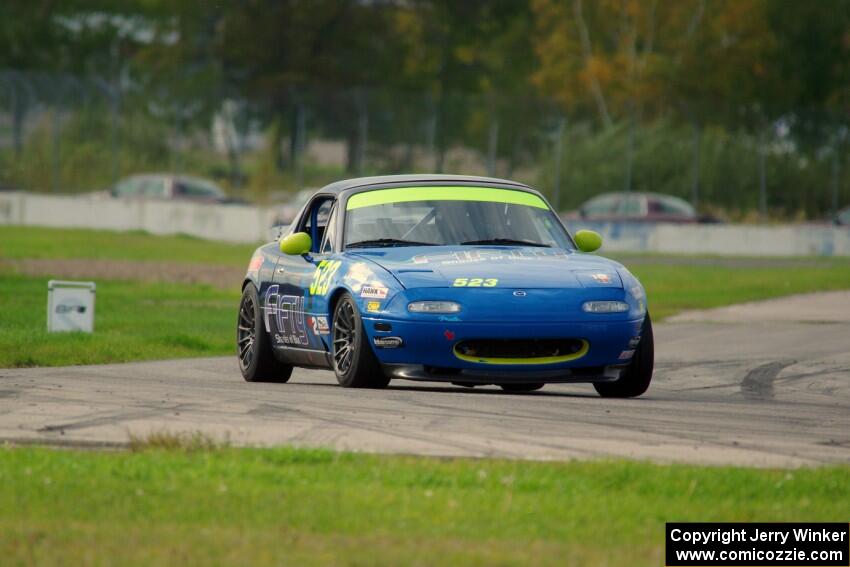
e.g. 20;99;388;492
349;246;624;289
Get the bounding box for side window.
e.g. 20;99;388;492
320;204;338;253
113;177;142;196
618;195;644;217
655;196;695;216
175;179;225;200
140;177;167;198
581;195;619;217
299;197;335;253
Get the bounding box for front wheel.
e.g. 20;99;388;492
237;284;293;383
594;312;654;398
332;294;390;389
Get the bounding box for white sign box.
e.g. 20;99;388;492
47;280;96;333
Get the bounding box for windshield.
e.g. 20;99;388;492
344;187;573;249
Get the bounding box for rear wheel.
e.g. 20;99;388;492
500;383;545;392
237;284;293;383
594;313;654;398
332;294;390;389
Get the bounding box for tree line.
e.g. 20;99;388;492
1;0;849;217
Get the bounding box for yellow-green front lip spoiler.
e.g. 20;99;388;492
452;340;590;365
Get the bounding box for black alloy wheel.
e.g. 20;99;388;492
237;284;293;383
332;293;390;389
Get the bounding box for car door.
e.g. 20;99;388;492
267;195;338;364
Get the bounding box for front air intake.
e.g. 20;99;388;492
453;338;589;365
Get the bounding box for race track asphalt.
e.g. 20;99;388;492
2;293;849;467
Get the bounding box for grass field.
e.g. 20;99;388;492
0;226;255;266
0;274;238;367
2;444;847;566
3;226;850;366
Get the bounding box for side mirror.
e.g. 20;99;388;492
574;229;602;253
280;232;312;255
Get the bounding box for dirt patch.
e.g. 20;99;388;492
4;258;245;290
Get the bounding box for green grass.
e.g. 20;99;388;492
3;227;850;366
1;445;847;566
627;261;850;320
0;274;238;367
0;226;256;266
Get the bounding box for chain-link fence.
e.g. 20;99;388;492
1;69;848;220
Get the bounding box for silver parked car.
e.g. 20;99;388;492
110;174;232;204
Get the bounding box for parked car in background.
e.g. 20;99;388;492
110;174;236;204
836;206;850;226
272;188;317;226
574;192;706;223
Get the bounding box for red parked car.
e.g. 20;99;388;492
576;192;701;223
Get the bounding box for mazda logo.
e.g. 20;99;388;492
512;290;527;297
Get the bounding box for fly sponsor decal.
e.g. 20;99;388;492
452;277;498;287
264;285;309;346
591;273;611;284
309;260;342;295
360;285;388;299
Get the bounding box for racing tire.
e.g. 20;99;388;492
500;383;545;392
237;284;293;383
332;293;390;389
594;312;654;398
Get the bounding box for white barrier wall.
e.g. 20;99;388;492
572;221;850;257
0;192;278;243
1;191;849;255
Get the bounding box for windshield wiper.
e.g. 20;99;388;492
461;238;551;247
347;238;438;249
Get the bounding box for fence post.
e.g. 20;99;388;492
832;149;840;221
425;98;437;172
356;99;368;176
691;119;701;208
294;103;306;190
51;105;61;193
758;129;767;221
624;107;636;193
486;115;499;177
552;116;566;212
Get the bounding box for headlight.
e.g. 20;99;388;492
582;301;629;313
407;301;462;313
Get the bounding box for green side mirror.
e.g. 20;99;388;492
574;229;602;253
280;232;312;255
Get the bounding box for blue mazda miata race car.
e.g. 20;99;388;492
238;174;653;397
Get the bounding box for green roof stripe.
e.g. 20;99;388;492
346;186;548;210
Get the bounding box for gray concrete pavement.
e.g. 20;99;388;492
668;291;850;324
2;296;849;467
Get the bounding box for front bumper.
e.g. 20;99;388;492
381;362;626;384
362;316;644;381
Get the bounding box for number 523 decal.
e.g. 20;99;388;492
310;260;342;295
452;277;498;287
